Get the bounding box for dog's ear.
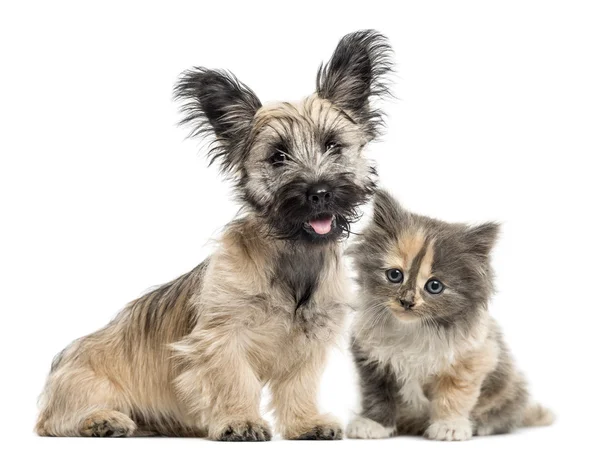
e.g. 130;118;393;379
316;30;393;141
174;67;262;173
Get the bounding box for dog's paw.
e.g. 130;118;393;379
215;420;272;442
286;415;342;440
294;423;343;440
346;415;395;439
80;410;136;437
425;418;473;441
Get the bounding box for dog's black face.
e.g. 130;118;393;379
240;97;377;244
175;30;392;243
262;169;376;244
273;176;370;244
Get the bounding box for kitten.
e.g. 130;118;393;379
346;190;553;441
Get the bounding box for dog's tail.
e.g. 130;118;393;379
521;403;555;427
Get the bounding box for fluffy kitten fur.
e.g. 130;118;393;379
346;190;553;441
36;31;392;440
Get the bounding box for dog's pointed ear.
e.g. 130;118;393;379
371;189;404;236
174;67;262;173
316;30;393;141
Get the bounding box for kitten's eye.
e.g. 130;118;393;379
270;151;287;167
425;278;444;294
325;141;342;154
386;268;404;284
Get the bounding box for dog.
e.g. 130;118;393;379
36;30;393;440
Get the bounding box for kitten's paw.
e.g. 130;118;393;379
214;420;272;441
425;418;472;441
346;415;395;439
475;424;494;436
286;415;343;440
80;410;136;437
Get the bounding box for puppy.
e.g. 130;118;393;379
346;190;554;441
36;30;393;440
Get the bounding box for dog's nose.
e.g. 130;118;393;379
400;299;415;310
307;184;332;205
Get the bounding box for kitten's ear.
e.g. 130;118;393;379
174;67;262;173
316;30;393;140
464;223;500;258
371;189;404;235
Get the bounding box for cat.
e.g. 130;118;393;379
346;190;554;441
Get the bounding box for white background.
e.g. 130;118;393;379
1;1;599;459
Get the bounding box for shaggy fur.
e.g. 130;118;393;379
36;30;393;440
346;190;554;441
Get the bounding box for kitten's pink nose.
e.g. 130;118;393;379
400;299;414;310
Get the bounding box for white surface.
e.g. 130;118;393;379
1;1;598;458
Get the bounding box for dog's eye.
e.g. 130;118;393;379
325;141;342;154
425;278;444;294
386;268;404;284
270;151;287;167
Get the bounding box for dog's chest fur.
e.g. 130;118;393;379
270;244;347;341
199;227;348;374
273;247;325;313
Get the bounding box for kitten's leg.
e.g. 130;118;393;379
471;342;537;436
473;368;530;436
425;376;479;441
173;329;271;441
346;342;398;439
270;346;342;440
425;349;495;442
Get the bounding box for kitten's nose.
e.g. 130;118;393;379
307;184;332;206
400;299;415;310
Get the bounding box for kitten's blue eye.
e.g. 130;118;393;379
425;278;444;294
386;268;404;284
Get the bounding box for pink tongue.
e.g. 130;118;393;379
309;216;333;235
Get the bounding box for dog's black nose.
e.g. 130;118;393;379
400;299;415;310
307;184;332;205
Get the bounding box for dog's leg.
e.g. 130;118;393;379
174;330;272;441
38;408;137;438
270;347;342;440
36;363;137;437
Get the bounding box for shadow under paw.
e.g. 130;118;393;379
217;421;272;442
295;424;343;440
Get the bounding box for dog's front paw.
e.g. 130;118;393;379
214;420;272;442
295;424;343;440
286;415;343;440
425;418;472;441
346;415;395;439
